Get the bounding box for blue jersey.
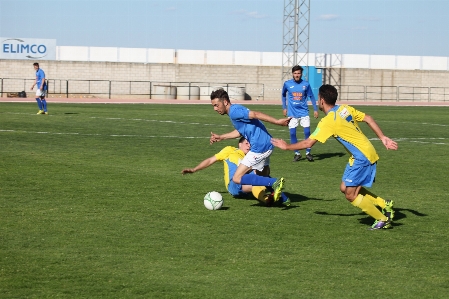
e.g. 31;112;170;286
282;79;317;117
228;104;273;153
35;68;47;90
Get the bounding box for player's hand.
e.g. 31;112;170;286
210;132;221;144
271;138;288;150
276;117;291;126
314;111;319;119
381;136;398;150
181;168;195;175
283;109;287;117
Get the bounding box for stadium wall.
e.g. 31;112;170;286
1;46;449;101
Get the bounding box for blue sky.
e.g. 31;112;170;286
1;0;448;57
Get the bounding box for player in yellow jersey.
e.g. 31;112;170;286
271;84;398;229
181;137;290;206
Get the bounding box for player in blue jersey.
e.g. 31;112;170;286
30;62;48;115
282;65;318;162
209;89;291;203
272;84;398;230
181;137;289;206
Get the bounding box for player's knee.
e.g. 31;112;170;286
339;182;346;193
343;188;358;202
344;194;357;202
232;176;242;184
304;127;311;138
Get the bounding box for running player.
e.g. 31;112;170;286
272;84;398;230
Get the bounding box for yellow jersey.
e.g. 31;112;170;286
214;146;245;189
310;105;379;166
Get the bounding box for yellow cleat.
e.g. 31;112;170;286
37;110;44;114
272;177;285;202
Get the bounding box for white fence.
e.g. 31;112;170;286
55;46;449;71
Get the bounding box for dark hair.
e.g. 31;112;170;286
33;62;39;67
210;88;230;102
318;84;338;105
238;136;247;144
291;65;303;73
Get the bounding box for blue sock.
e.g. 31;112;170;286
240;173;277;187
41;99;47;112
304;127;311;153
36;98;42;110
289;127;299;155
280;192;288;203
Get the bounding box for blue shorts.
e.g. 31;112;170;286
227;181;248;197
342;162;377;188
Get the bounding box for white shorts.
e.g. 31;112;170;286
35;89;47;97
240;150;272;172
288;116;310;129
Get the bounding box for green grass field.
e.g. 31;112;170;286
1;102;448;298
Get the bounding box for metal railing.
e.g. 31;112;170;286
0;78;264;101
2;79;449;102
336;85;449;102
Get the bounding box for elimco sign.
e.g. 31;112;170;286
0;37;56;60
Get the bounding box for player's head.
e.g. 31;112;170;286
238;136;250;154
33;62;39;70
291;65;303;81
318;84;338;108
210;89;231;115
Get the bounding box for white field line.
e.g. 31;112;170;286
0;129;209;139
383;120;449;127
0;130;209;139
1;129;447;145
1;114;448;144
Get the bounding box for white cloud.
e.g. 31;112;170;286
318;14;339;21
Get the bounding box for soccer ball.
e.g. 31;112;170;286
204;191;223;210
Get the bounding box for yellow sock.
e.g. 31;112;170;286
252;186;268;203
359;187;386;209
351;194;388;221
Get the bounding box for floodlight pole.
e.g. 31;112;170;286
282;0;310;81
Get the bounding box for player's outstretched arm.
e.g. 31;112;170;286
271;138;317;151
363;114;398;150
182;156;218;175
249;111;291;126
210;130;240;144
271;138;289;150
380;136;398;150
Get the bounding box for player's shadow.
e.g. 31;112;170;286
289;193;337;203
315;207;427;228
250;192;324;210
250;200;300;210
311;152;346;161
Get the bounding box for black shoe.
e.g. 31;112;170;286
292;153;301;162
306;153;314;162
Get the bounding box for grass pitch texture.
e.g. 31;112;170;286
1;103;448;298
